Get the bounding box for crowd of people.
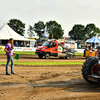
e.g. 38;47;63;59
14;38;44;47
78;43;96;50
14;41;30;47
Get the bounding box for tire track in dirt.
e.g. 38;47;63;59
0;54;85;62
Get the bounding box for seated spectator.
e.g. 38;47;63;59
20;42;23;47
78;44;81;49
26;42;30;47
24;42;26;47
15;41;18;47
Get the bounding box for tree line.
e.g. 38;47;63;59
7;18;100;41
69;24;100;41
7;19;64;39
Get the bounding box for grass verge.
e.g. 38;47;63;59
0;62;83;65
74;53;83;56
0;51;83;56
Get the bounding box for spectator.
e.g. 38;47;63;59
78;44;81;49
26;42;30;47
20;42;23;47
89;44;93;51
24;42;26;47
15;41;18;47
4;38;16;75
34;42;38;47
37;38;42;46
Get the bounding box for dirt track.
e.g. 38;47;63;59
0;65;100;100
0;54;85;62
0;55;100;100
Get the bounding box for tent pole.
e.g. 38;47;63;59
0;40;2;46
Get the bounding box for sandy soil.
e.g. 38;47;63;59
0;55;99;100
0;65;100;100
0;54;85;62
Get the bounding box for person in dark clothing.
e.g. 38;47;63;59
37;38;42;46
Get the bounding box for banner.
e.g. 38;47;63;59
13;47;37;52
75;49;85;53
0;46;37;52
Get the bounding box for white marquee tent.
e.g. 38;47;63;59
0;23;29;41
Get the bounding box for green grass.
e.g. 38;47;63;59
75;53;83;56
0;51;5;54
0;51;83;56
0;61;83;65
0;51;35;55
13;51;35;55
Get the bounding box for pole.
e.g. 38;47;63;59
52;34;53;39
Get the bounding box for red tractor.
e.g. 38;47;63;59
36;39;75;59
82;46;100;83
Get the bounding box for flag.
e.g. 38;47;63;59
44;26;46;38
14;54;20;60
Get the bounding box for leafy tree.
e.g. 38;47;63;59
69;23;100;41
46;21;64;39
69;24;85;40
27;25;34;38
84;24;100;41
8;19;25;36
33;21;45;38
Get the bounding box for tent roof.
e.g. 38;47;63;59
0;24;29;41
86;36;100;43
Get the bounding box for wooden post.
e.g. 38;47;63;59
52;34;53;39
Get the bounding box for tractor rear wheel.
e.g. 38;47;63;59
82;57;99;83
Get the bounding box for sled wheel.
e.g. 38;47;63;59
72;55;76;58
65;54;71;59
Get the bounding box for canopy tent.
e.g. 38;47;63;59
0;23;29;41
86;36;100;43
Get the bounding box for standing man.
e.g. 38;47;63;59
4;38;16;75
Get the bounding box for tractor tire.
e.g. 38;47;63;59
45;53;50;59
82;57;99;84
38;55;43;59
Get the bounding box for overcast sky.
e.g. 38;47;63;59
0;0;100;37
